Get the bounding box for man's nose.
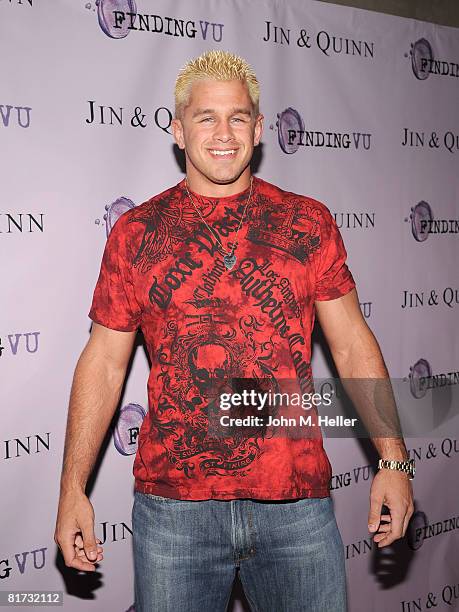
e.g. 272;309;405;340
213;120;235;142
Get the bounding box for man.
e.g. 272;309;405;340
55;50;414;611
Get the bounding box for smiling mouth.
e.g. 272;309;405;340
208;149;238;157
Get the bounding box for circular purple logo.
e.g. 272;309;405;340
276;107;305;154
410;200;433;242
104;196;136;237
410;38;433;80
406;510;428;550
113;403;146;456
409;358;432;399
97;0;137;39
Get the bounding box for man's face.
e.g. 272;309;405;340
172;79;263;190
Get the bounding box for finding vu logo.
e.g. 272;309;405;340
408;200;459;242
275;107;371;154
409;37;459;80
95;0;224;42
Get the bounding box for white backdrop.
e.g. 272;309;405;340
2;0;458;610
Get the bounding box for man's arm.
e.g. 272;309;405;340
54;322;136;571
315;288;414;547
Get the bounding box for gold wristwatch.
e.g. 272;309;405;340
378;458;415;480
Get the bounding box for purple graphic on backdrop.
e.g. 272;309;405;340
0;546;48;579
97;0;137;39
0;104;32;128
5;332;40;356
113;403;146;455
410;200;433;242
276;107;305;154
410;38;434;80
104;197;136;237
409;358;432;399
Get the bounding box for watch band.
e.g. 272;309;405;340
378;458;415;479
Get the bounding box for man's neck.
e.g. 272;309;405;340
185;169;252;198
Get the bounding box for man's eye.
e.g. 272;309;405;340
200;117;214;122
231;117;244;123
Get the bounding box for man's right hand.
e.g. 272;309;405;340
54;491;104;572
54;324;135;571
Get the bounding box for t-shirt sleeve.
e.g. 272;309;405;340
88;214;142;331
313;204;356;301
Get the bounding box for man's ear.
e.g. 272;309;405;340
253;113;264;146
171;118;185;149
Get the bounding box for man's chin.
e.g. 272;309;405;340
207;168;248;185
210;177;240;185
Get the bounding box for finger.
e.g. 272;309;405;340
80;521;98;562
76;534;101;548
374;534;390;543
77;548;104;562
368;494;384;533
56;530;100;572
56;531;82;569
76;544;103;559
67;557;98;572
373;525;392;542
75;544;103;557
377;511;404;547
74;539;103;552
402;505;414;536
63;545;99;572
380;514;392;523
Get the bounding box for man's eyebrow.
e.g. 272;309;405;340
192;108;214;117
192;107;253;118
230;107;252;116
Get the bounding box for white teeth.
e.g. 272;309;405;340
210;150;236;156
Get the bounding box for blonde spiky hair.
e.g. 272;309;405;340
174;50;260;119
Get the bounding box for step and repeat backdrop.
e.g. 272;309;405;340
2;0;458;610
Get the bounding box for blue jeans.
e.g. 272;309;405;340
132;491;347;612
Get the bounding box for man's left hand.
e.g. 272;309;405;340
368;469;414;547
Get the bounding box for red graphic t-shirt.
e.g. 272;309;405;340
89;177;356;500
